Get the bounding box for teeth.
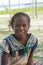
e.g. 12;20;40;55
20;31;24;33
17;31;24;34
19;32;24;34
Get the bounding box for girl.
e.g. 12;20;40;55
1;12;38;65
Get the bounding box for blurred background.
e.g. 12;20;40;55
0;0;43;63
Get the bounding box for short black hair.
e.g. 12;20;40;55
9;12;30;29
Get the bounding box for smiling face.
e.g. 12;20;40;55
12;15;30;38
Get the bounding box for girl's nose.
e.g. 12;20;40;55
20;26;24;30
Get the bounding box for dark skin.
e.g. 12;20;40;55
1;16;35;65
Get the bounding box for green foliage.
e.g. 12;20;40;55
0;7;43;14
0;11;4;14
4;7;9;14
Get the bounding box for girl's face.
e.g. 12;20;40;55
13;16;30;38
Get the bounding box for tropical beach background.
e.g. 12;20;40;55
0;0;43;64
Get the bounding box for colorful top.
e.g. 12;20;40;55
0;33;38;65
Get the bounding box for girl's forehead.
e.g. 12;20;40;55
14;16;28;22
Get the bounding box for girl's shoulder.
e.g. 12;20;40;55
27;33;38;49
30;33;38;48
28;33;38;52
1;34;15;53
28;33;38;44
0;37;10;53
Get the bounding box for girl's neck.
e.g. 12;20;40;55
15;34;28;45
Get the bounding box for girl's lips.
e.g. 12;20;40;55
18;32;24;34
17;30;24;33
18;31;25;35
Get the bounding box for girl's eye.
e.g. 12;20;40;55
15;25;20;27
15;24;28;28
23;24;27;27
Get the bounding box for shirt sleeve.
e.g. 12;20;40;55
30;37;38;54
28;37;38;59
0;40;10;53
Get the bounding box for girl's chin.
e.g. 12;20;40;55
15;33;27;38
17;34;26;38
